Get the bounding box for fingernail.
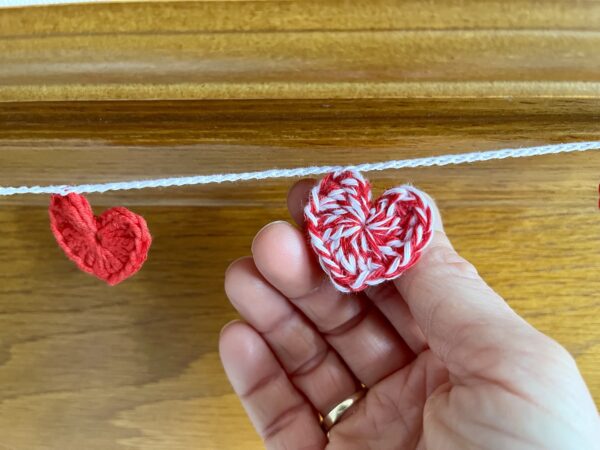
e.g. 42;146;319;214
220;319;239;337
251;220;291;252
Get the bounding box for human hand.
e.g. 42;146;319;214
219;179;600;450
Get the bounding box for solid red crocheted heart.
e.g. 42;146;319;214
49;193;151;285
305;170;433;293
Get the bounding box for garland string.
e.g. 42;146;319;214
1;141;599;196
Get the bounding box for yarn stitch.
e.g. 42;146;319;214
49;193;152;285
305;170;433;293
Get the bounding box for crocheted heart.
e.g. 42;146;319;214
49;193;151;285
305;170;433;293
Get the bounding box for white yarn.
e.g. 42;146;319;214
0;141;598;197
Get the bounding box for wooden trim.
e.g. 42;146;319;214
1;0;599;102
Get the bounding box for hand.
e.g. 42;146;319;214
219;179;600;450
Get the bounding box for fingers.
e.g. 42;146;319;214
365;282;428;354
225;257;359;414
286;177;552;387
219;321;326;449
251;221;415;387
287;178;427;354
362;192;438;354
286;178;315;226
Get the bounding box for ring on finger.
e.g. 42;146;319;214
321;386;367;432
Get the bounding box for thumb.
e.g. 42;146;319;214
394;197;600;448
394;197;564;384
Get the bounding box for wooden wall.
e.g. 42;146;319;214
0;1;599;448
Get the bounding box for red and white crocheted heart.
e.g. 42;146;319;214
304;170;433;293
49;193;151;285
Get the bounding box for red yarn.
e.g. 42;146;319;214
49;193;151;285
304;170;433;293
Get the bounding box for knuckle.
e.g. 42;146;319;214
425;241;480;280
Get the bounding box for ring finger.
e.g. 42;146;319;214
225;256;360;415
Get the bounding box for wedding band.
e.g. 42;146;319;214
322;388;367;432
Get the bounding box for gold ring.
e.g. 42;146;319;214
322;388;367;432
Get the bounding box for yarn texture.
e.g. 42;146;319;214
305;170;433;293
49;193;151;285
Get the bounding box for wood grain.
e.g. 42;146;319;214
0;0;599;448
0;98;599;449
1;0;600;101
1;98;600;206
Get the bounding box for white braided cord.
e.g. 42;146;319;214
0;141;598;196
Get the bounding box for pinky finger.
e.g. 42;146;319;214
219;321;327;449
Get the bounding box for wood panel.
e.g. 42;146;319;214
1;0;600;101
1;98;600;207
0;99;599;449
0;0;599;448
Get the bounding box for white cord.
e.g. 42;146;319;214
1;141;598;196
